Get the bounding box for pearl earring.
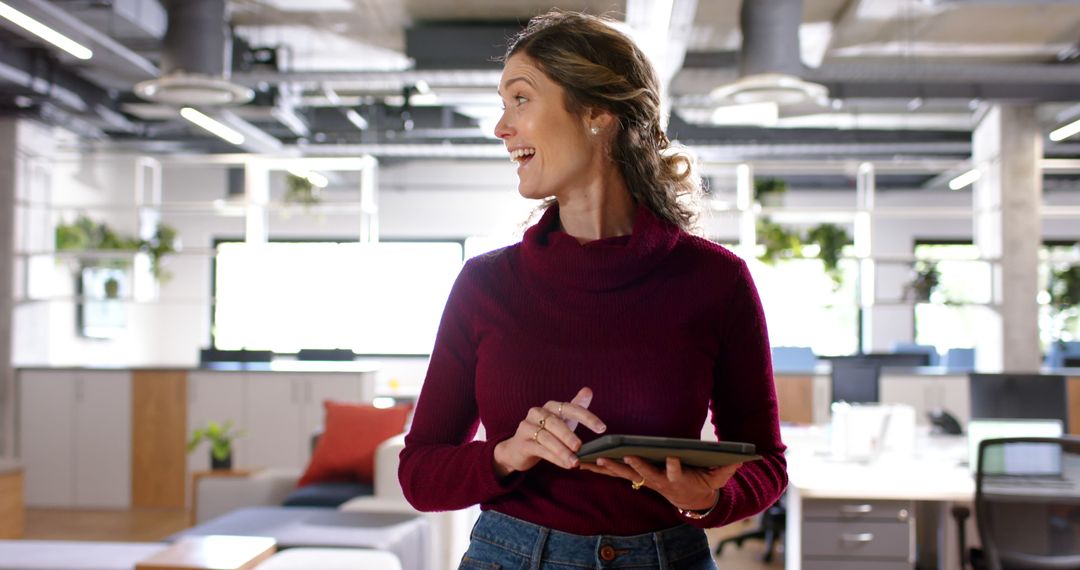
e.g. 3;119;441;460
590;126;599;135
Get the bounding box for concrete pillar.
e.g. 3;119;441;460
0;119;15;457
972;105;1043;372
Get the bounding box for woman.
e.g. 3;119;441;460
399;10;787;569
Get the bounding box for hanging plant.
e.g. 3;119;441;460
904;260;940;303
756;217;802;265
754;178;788;207
285;173;322;207
145;223;179;282
55;215;178;282
806;223;849;287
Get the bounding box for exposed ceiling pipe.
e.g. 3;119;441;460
712;0;829;106
0;41;139;133
230;69;503;90
135;0;253;106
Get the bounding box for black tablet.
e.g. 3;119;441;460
576;435;760;468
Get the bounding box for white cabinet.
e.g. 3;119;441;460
244;373;371;470
18;369;131;508
187;371;247;473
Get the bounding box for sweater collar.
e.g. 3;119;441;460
520;202;680;292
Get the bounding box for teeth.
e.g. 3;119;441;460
509;148;536;163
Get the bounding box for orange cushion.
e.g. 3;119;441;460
297;400;412;488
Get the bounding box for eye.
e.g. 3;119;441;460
514;95;528;106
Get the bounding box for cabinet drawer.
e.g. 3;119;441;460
804;498;913;521
803;560;913;570
803;520;911;558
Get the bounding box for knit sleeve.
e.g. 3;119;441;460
397;260;524;511
689;258;788;529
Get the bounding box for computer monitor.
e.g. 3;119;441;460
968;373;1069;430
831;358;881;404
1065;356;1080;368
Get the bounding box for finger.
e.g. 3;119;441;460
621;456;666;483
536;411;584;452
703;464;740;488
546;395;606;435
595;457;647;482
666;456;684;483
521;423;578;469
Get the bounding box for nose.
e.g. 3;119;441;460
494;110;512;140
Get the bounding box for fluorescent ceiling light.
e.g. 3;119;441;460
711;102;779;126
0;0;92;60
345;109;368;130
948;168;981;191
1049;118;1080;142
180;107;245;145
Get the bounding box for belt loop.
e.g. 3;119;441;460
529;524;550;570
654;530;669;569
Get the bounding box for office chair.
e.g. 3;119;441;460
714;495;786;563
953;436;1080;569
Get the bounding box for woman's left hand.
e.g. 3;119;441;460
579;456;739;512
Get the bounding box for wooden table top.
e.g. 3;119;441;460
135;535;276;570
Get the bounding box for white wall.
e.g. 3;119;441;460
12;139;1080;370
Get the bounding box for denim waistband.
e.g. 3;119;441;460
468;510;713;569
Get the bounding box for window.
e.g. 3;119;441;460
912;243;991;353
1040;242;1080;346
749;255;859;357
213;241;463;354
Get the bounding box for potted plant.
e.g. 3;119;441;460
103;277;120;299
904;260;940;303
806;223;849;288
756;217;802;265
285;172;322;208
754;178;788;207
187;420;244;471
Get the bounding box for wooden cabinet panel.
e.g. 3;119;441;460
132;370;186;509
775;374;814;425
0;466;24;538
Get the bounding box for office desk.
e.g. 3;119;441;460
783;426;973;570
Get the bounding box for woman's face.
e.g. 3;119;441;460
494;53;599;201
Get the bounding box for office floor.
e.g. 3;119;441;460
23;509;782;569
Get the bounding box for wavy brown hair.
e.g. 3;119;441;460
505;10;701;231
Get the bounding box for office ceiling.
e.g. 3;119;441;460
1;0;1079;174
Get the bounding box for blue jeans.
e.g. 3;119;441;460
460;510;718;570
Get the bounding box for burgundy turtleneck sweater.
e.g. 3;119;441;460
398;204;787;535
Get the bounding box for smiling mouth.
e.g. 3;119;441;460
509;147;535;166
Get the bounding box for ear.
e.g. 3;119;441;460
584;107;617;133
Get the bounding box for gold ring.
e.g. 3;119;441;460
557;403;564;418
538;416;547;429
631;477;646;490
532;427;545;442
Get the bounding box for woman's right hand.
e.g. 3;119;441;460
493;387;606;477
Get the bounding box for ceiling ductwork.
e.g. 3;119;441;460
712;0;828;106
134;0;253;106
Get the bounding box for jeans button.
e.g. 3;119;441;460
599;544;616;561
